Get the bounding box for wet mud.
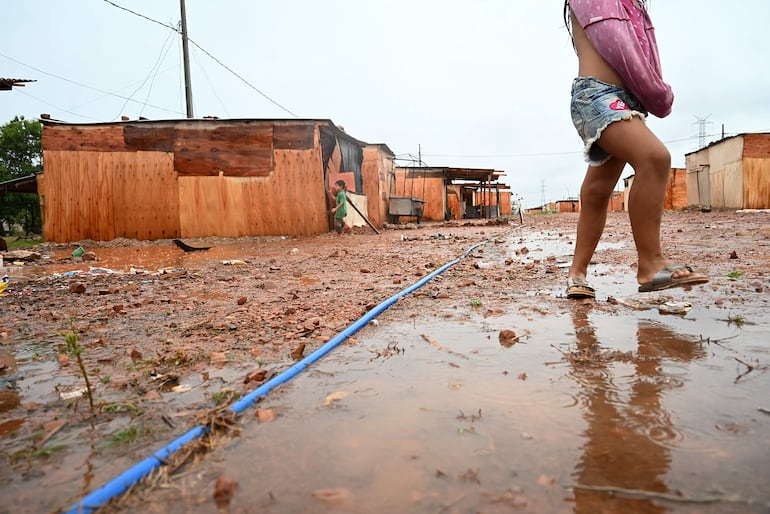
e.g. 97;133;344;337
1;211;768;513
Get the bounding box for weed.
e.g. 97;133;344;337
469;299;483;308
727;314;747;327
100;375;111;384
31;444;67;459
102;402;139;414
60;321;95;414
28;430;47;443
727;271;744;279
111;425;140;444
211;389;242;406
12;443;68;462
456;426;478;436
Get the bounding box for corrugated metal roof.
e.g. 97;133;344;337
0;174;39;194
0;78;35;91
397;166;505;182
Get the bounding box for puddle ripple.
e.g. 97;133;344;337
108;306;770;514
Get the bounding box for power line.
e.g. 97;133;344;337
0;51;184;116
103;0;298;118
693;114;713;149
414;131;752;160
116;29;178;120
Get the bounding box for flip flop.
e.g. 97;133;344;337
638;264;709;293
566;277;595;299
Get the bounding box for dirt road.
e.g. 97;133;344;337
1;210;768;513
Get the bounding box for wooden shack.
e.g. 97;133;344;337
623;167;687;212
664;167;688;210
685;133;770;209
362;144;396;227
556;199;580;213
393;167;507;222
38;118;394;242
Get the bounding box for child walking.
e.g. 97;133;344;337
564;0;708;299
331;180;349;236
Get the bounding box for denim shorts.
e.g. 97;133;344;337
570;77;647;166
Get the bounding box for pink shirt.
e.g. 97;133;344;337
570;0;674;118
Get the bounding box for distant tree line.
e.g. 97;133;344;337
0;116;42;236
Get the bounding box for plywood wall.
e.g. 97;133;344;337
499;192;512;215
446;185;462;220
41;150;179;242
41;120;335;241
178;147;328;238
361;146;393;227
743;157;770;209
607;191;623;212
478;189;512;215
394;170;445;221
663;168;688;210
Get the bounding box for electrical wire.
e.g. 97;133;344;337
115;28;178;120
102;0;299;117
0;51;184;117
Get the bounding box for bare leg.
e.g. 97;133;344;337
595;117;697;285
568;158;625;282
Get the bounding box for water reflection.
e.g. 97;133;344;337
0;348;23;436
568;304;706;514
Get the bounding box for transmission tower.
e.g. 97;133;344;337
693;115;712;149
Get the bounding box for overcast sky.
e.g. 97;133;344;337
3;1;769;208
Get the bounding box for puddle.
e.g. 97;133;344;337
3;220;769;513
113;304;770;514
506;230;625;265
4;239;283;280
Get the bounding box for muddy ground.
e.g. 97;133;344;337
1;210;768;513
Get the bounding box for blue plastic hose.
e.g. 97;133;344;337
66;240;484;513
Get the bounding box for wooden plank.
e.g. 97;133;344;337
361;146;385;227
124;125;175;152
60;153;80;241
744;158;770;209
110;151;179;240
273;123;314;150
42;125;127;152
96;152;115;240
174;148;273;177
174;126;273;151
40;151;61;241
77;152;94;239
172;124;274;177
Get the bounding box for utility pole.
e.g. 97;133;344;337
180;0;194;118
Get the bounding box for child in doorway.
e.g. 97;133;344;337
331;180;349;236
563;0;708;299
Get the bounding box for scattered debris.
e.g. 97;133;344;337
213;475;238;508
498;329;519;347
173;239;211;252
658;301;692;315
323;391;348;406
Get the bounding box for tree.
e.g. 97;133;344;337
0;116;43;236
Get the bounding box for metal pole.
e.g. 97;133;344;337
180;0;194;118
